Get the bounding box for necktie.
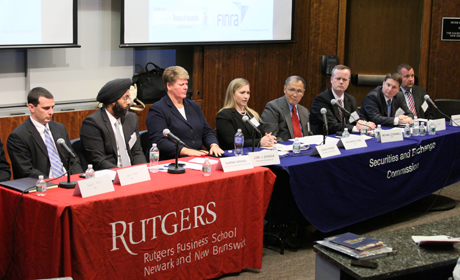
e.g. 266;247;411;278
114;121;130;167
405;90;418;118
44;127;64;177
292;106;303;138
387;99;392;117
337;99;343;119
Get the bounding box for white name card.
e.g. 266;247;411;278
113;164;151;186
337;136;367;150
248;150;280;166
451;114;460;126
216;156;254;172
74;174;114;198
380;129;404;143
428;118;446;131
310;144;341;158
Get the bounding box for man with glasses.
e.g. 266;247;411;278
261;76;310;142
80;78;146;170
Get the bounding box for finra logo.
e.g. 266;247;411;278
217;14;239;26
110;202;217;255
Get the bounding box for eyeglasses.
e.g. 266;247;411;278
287;88;304;95
121;96;131;102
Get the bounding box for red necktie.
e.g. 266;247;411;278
405;91;418;118
292;106;303;138
337;99;343;119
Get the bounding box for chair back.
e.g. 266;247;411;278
70;138;88;171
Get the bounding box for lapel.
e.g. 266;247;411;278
100;108;118;156
327;89;342;122
25;117;48;157
279;96;294;138
165;94;193;129
49;121;66;159
378;89;390;116
231;109;253;133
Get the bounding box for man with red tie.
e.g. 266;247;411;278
261;76;310;142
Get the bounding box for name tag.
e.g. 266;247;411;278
337;136;367;150
395;107;405;117
451;114;460;126
216;156;254;172
113;164;151;186
310;144;341;158
74;174;114;198
421;101;429;112
248;150;280;166
428;118;446;131
380;129;403;143
250;117;260;127
349;111;360;123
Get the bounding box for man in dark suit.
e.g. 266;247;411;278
80;78;146;170
397;63;433;119
310;65;376;135
261;76;310;142
0;139;11;181
361;73;414;126
7;87;82;179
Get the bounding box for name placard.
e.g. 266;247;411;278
74;174;114;198
428;118;446;131
113;164;151;186
216;156;254;172
380;129;403;143
337;136;367;150
248;150;280;166
310;144;341;158
451;115;460;126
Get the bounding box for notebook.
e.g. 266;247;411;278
0;177;57;193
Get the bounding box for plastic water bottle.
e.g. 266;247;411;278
404;123;411;138
419;121;426;136
85;164;95;179
293;137;301;153
360;121;368;135
149;143;160;173
202;158;211;176
342;128;350;138
234;129;244;156
374;125;382;142
428;122;436;135
413;119;420;136
36;175;47;196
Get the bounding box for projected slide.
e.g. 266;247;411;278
123;0;292;45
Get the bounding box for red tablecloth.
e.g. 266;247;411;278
0;160;275;280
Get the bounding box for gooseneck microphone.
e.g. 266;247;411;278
57;138;76;158
320;108;328;144
424;95;438;109
163;129;187;174
242;115;262;135
330;99;351;115
163;129;189;148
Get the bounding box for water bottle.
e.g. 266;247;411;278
293;137;301;153
404;123;411;138
412;118;420;136
360;121;368;135
36;175;47;196
342;128;350;138
149;143;160;173
374;125;382;142
202;158;211;176
419;121;426;136
234;129;244;156
428;122;436;135
85;164;95;179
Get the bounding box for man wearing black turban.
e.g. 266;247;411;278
80;78;146;170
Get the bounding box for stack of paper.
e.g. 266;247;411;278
411;235;460;246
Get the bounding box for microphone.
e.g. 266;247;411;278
163;129;188;148
57;138;76;158
330;99;351;115
242;115;262;135
424;95;438;109
320;108;328;144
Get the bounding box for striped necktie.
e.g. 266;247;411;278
337;99;343;119
405;90;418;118
44;127;64;177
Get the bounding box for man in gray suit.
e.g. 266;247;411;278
80;78;146;170
397;63;433;119
261;76;310;142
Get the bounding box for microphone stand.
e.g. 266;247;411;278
59;155;77;189
251;131;256;153
168;142;185;174
322;124;327;145
336;114;345;137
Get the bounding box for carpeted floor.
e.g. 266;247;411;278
216;181;460;280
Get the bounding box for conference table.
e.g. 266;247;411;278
266;124;460;233
0;158;276;280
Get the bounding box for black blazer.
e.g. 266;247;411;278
400;85;433;119
360;86;413;126
216;108;264;150
0;139;11;181
80;108;146;170
146;94;218;160
310;88;361;135
7;118;82;179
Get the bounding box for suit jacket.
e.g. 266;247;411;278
400;85;433;119
80;108;146;170
0;139;11;181
360;86;414;126
146;94;218;160
216;108;265;150
310;88;361;135
7;118;82;179
260;96;310;142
